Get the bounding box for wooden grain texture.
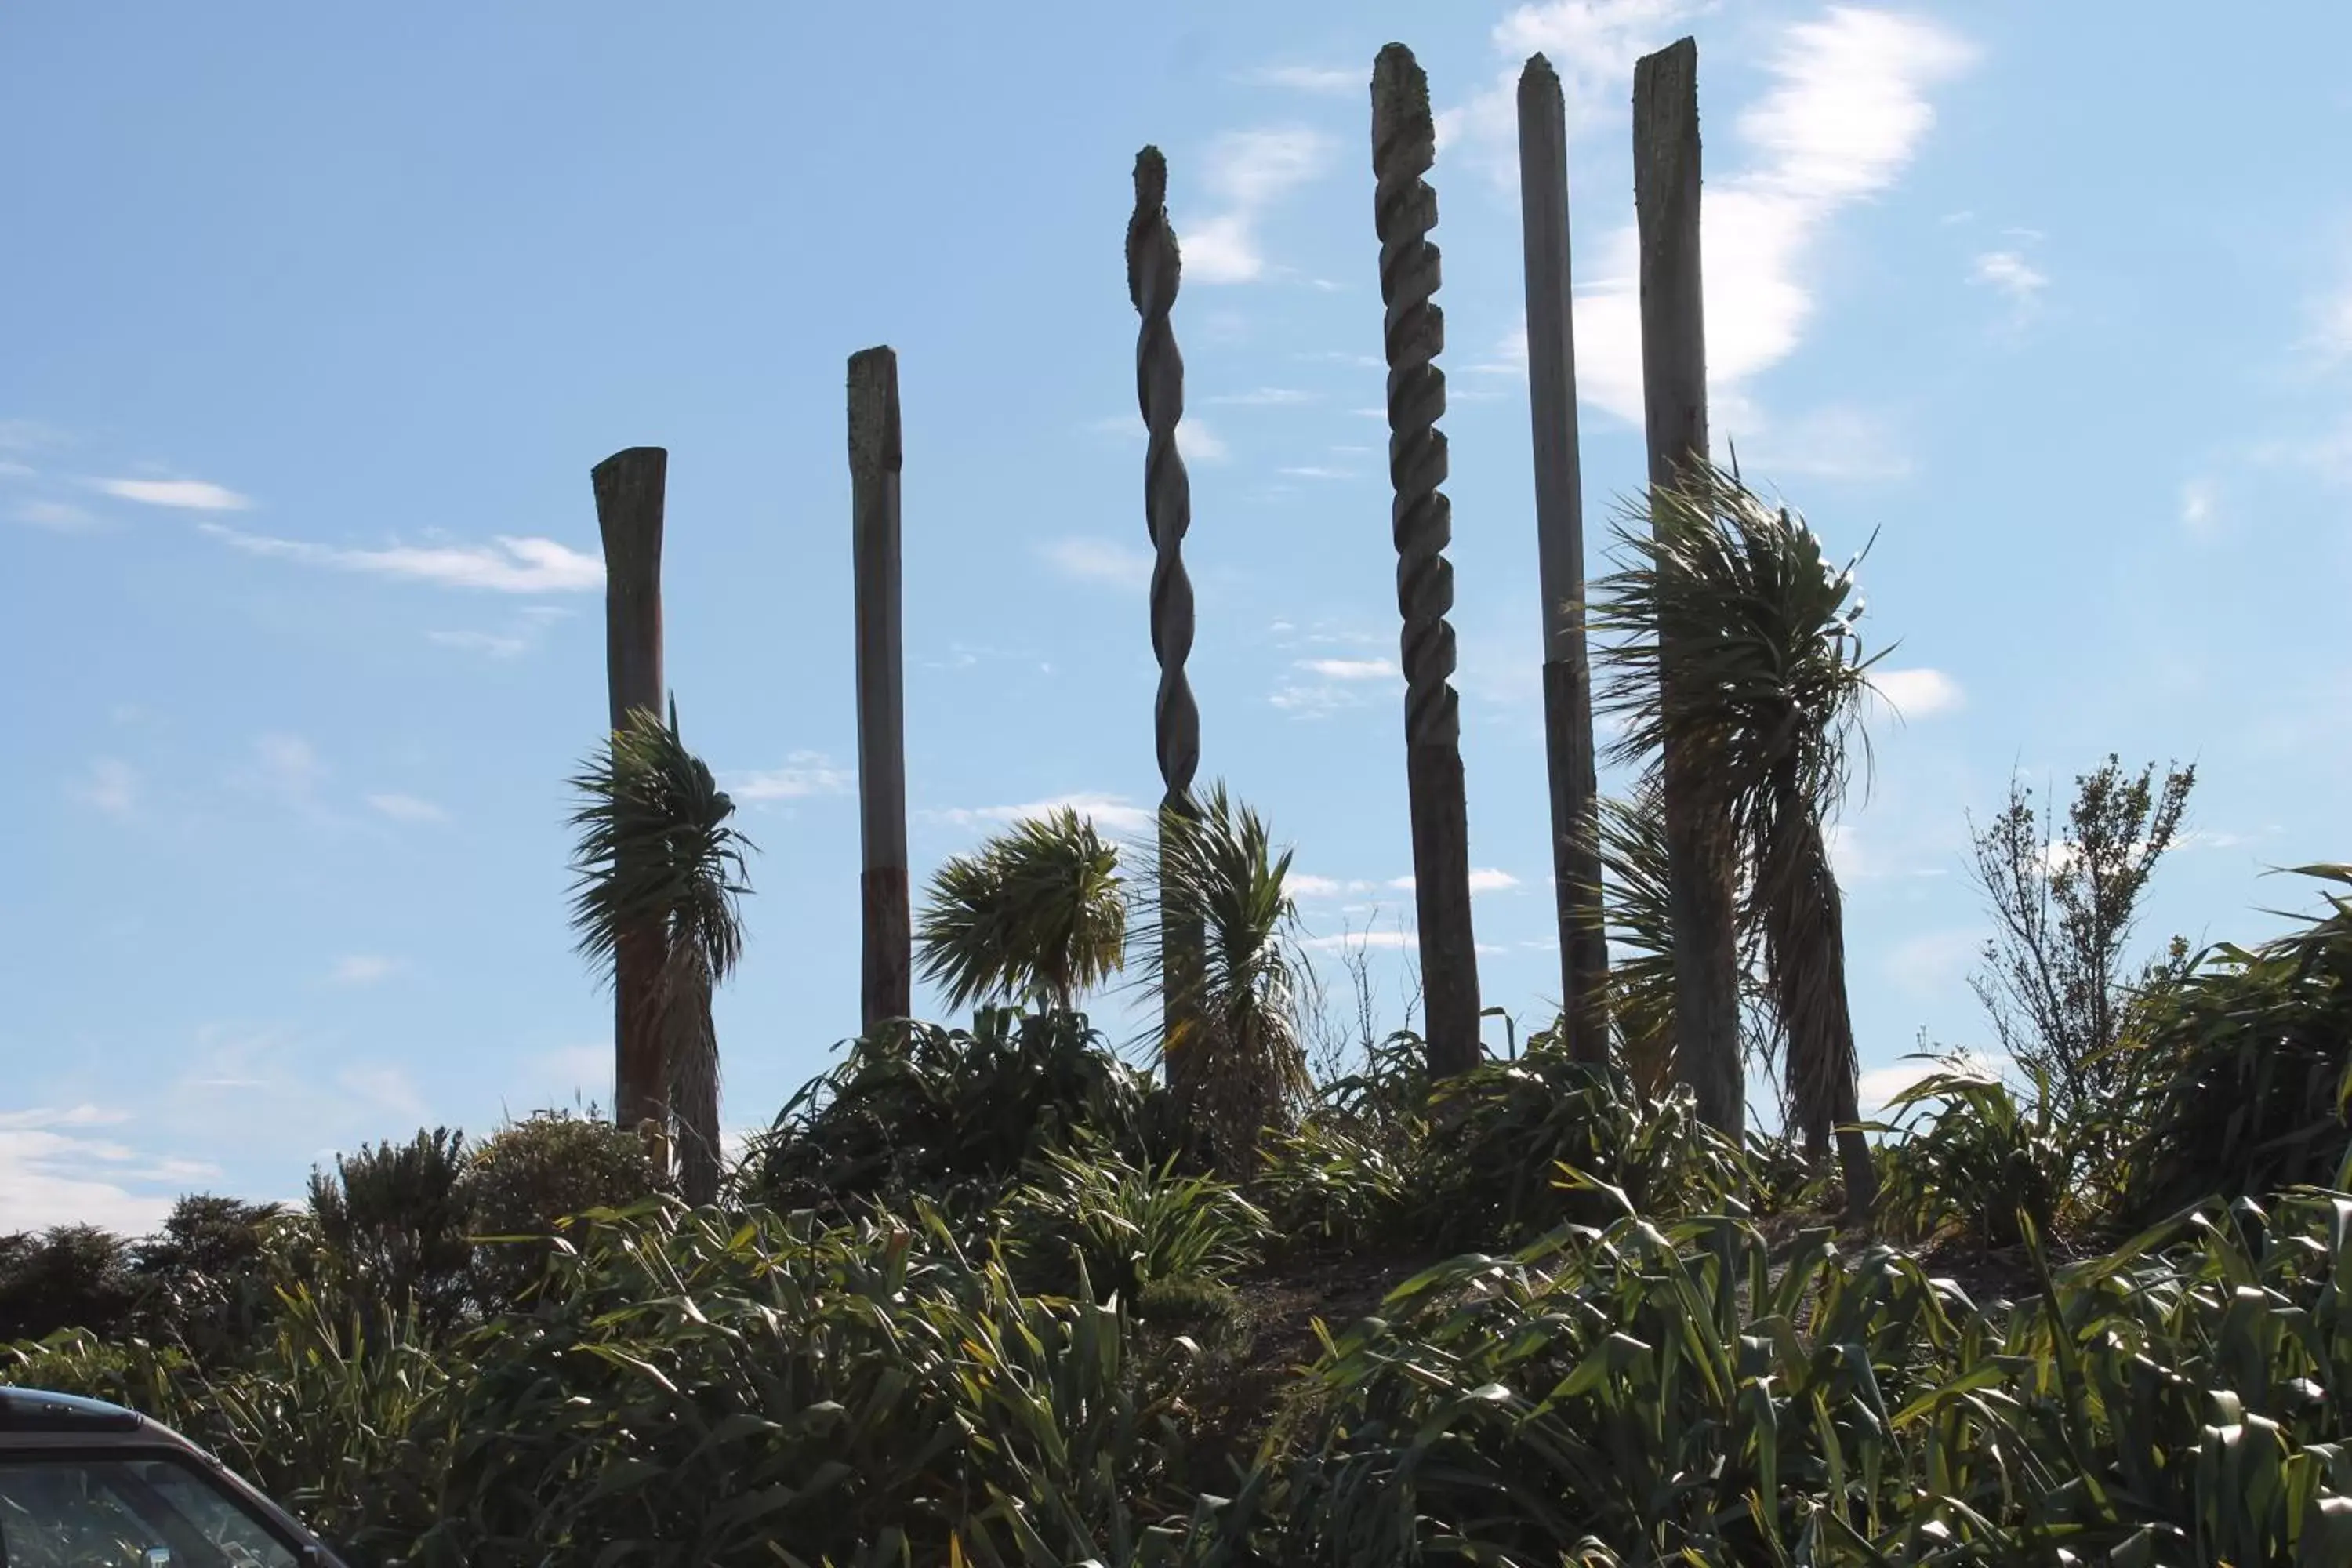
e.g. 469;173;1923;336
591;445;670;1138
1515;53;1609;1065
849;347;912;1029
1633;38;1744;1137
1374;42;1481;1078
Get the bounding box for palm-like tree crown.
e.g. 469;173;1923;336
568;702;754;985
1594;464;1883;1212
915;807;1127;1014
567;702;753;1203
1594;463;1880;833
1131;783;1313;1175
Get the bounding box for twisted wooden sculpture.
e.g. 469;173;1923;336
1373;44;1481;1076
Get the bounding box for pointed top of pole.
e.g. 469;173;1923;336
1519;51;1560;91
1371;43;1434;178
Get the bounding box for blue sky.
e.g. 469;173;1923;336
7;3;2350;1232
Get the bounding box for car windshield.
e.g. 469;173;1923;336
0;1455;300;1567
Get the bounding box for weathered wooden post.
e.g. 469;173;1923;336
1127;146;1207;1102
1633;37;1743;1135
848;347;912;1032
1371;44;1482;1079
1515;53;1609;1065
591;446;670;1142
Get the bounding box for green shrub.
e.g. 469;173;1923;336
409;1198;1191;1566
0;1223;140;1341
127;1193;289;1363
307;1127;474;1334
463;1109;665;1307
1875;1062;2072;1248
1218;1189;2352;1566
1004;1144;1269;1302
1410;1046;1749;1249
742;1007;1176;1214
1256;1116;1414;1250
2122;866;2352;1224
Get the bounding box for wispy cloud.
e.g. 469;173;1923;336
201;524;603;593
0;1105;216;1234
1205;387;1318;406
231;734;328;815
96;477;252;511
2180;477;2220;539
1468;7;1974;426
1387;869;1523;895
328;954;402;986
1241;63;1358;96
1301;928;1419;953
1883;927;1982;996
1278;464;1359;481
365;792;447;824
1868;666;1965;719
1299;657;1396;681
936;793;1156;835
1972;249;2049;318
13;498;101;532
1857;1051;2008;1119
1745;404;1914;481
427;629;528;657
1180;128;1338;285
730;753;854;802
1087;413;1229;463
1039;536;1155;590
72;758;140;817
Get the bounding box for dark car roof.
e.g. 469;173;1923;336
0;1387;149;1438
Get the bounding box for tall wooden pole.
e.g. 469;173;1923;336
1633;38;1743;1135
848;347;911;1031
1372;43;1481;1079
1515;53;1609;1065
1127;147;1207;1101
591;446;669;1139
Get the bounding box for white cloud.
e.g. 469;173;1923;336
1181;128;1337;285
328;954;401;986
1243;63;1358;96
0;1105;216;1234
1386;868;1522;895
95;477;251;511
1299;657;1396;681
938;793;1157;836
2180;477;2220;539
335;1064;426;1120
1279;465;1359;481
1472;8;1974;426
201;523;603;593
366;792;447;824
13;498;100;532
730;753;854;801
1869;666;1965;719
1972;249;2048;303
1286;873;1345;897
73;757;139;817
1039;536;1155;589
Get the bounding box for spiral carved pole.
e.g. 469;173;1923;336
1372;44;1482;1079
1127;147;1206;1100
